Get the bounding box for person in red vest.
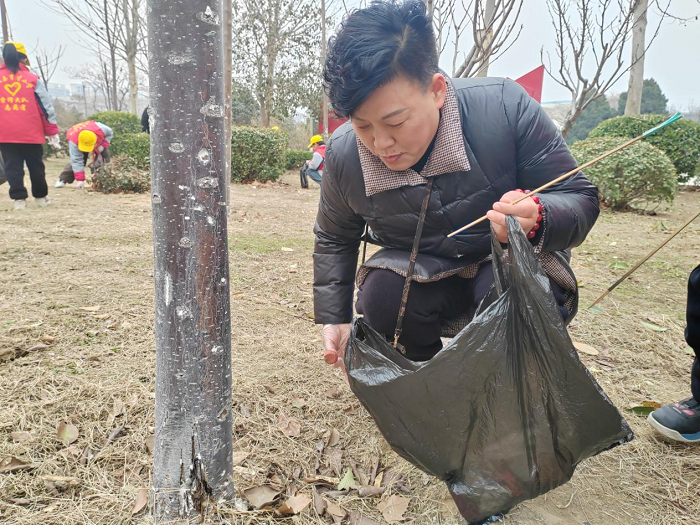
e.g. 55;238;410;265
55;120;113;189
300;134;325;188
0;42;60;210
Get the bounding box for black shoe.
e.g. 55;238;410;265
648;397;700;443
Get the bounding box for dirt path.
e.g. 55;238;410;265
1;158;699;524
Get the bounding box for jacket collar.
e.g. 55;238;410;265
357;75;471;197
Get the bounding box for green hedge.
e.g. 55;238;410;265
285;149;313;170
109;132;150;169
589;114;700;182
87;111;142;135
571;136;677;210
91;155;150;194
231;127;288;183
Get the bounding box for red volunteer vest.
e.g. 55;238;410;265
0;64;45;144
66;121;106;150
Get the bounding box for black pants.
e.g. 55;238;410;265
687;265;700;401
0;143;47;200
59;149;110;183
356;263;570;361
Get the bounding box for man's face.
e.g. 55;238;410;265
352;73;446;171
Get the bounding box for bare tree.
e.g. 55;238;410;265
148;0;234;519
44;0;146;114
322;0;329;137
35;45;66;88
624;0;647;115
233;0;320;127
542;0;671;137
453;0;524;78
1;0;9;43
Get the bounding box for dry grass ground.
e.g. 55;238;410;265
1;157;699;524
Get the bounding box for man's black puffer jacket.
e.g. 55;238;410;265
313;77;599;325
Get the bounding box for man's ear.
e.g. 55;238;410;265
429;73;447;110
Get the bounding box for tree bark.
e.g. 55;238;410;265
476;0;496;77
321;0;328;137
0;0;9;43
224;0;233;214
624;0;647;116
148;0;234;520
123;0;140;114
103;0;119;110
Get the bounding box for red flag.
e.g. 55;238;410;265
514;65;544;103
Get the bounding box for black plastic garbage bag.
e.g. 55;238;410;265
345;216;633;523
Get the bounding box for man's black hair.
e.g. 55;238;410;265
323;0;438;119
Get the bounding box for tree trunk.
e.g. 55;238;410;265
124;0;140;114
476;0;495;77
0;0;9;43
624;0;647;116
423;0;434;19
103;0;119;111
148;0;234;520
224;0;232;214
321;0;328;137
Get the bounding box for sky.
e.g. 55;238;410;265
4;0;700;110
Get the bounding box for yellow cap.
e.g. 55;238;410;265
78;130;97;152
6;41;29;65
308;134;323;149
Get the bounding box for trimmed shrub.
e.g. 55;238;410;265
91;155;150;194
570;136;677;210
285;149;312;170
87;111;142;135
589;114;700;182
110;132;150;169
231;127;288;183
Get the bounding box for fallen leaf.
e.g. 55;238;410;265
8;498;31;505
110;399;125;424
641;321;667;332
327;449;343;477
343;406;357;415
373;471;384;488
291;398;306;409
326;500;347;521
79;306;101;312
325;388;342;399
626;401;662;417
281;247;294;252
587;305;604;314
0;456;37;474
573;341;599;356
596;359;615;368
349;511;383;525
93;314;111;320
268;472;284;490
278;412;301;437
42;475;81;491
10;431;33;443
40;335;56;344
377;495;409;523
685;348;696;356
313;490;327;516
56;422;79;446
58;445;82;461
145;436;155;455
303;475;340;486
609;261;629;270
279;494;311;515
326;428;340;448
233;451;248;466
358;486;385;497
243;485;280;509
27;343;49;352
337;468;355;491
264;384;276;394
131;488;149;515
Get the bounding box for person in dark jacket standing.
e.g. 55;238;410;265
314;1;600;366
141;106;150;133
0;42;60;210
648;265;700;443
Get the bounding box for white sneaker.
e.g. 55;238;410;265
13;199;27;210
35;197;50;207
54;179;65;188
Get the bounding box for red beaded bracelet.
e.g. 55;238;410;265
514;189;544;239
